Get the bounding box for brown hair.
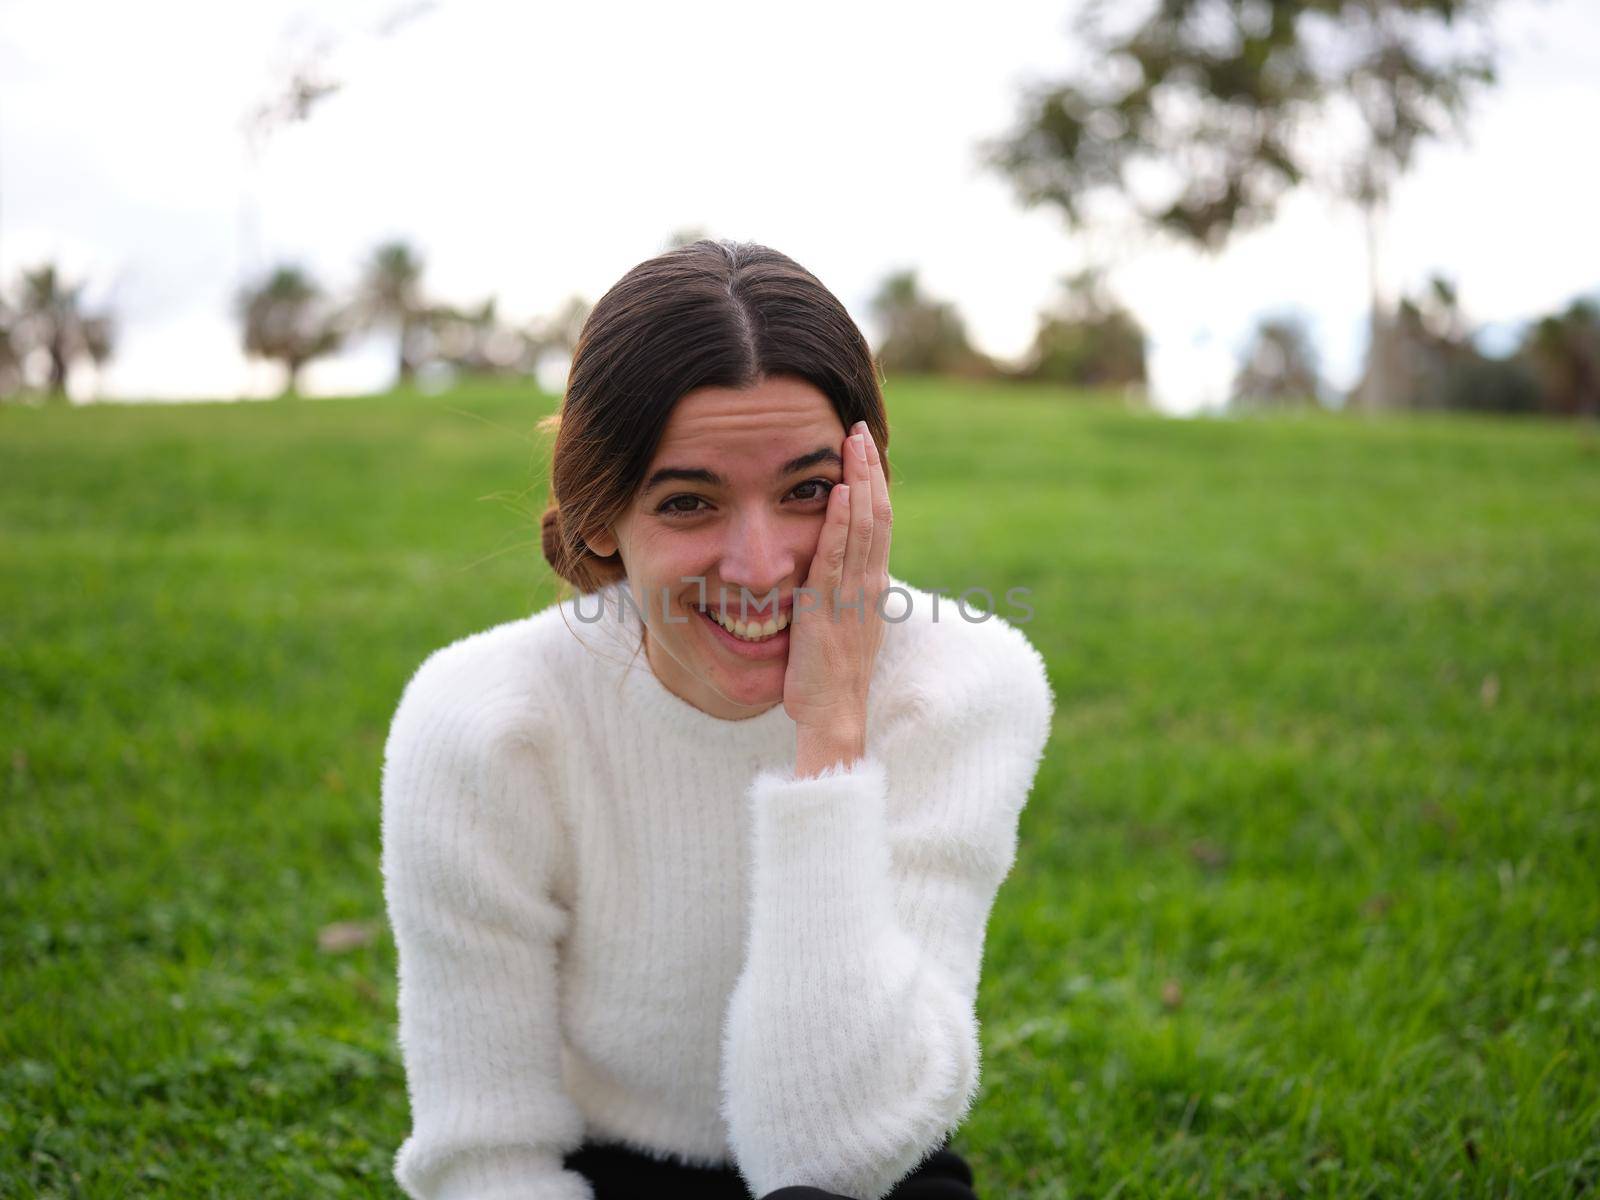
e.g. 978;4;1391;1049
537;239;890;595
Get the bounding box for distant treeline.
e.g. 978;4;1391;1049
228;235;1146;399
0;235;1155;404
2;239;1594;419
231;240;593;398
1232;279;1600;419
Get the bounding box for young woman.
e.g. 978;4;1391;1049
380;240;1055;1200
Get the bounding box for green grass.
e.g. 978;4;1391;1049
3;379;1597;1198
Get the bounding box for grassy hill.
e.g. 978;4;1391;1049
3;379;1597;1197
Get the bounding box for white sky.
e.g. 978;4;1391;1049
3;0;1597;414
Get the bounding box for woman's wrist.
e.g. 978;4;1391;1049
794;718;867;779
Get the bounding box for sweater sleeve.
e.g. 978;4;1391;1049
718;623;1055;1200
380;651;595;1200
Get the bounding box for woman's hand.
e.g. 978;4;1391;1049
784;419;892;777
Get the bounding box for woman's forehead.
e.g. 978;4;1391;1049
652;380;844;461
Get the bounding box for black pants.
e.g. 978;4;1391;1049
563;1136;979;1200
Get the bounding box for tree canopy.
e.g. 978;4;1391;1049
868;270;992;378
982;0;1500;249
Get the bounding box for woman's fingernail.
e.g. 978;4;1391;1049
851;433;866;459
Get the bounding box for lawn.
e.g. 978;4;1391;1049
3;379;1597;1198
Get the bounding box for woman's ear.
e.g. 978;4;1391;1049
584;527;619;558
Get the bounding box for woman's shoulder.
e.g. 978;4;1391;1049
385;599;595;767
380;604;589;893
877;576;1054;734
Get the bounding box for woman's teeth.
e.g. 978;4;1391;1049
699;605;790;641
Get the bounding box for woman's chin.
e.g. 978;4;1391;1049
715;667;785;710
694;653;785;709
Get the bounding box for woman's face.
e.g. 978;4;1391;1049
584;374;849;720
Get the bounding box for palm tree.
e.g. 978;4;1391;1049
237;265;344;397
355;240;426;384
13;265;117;400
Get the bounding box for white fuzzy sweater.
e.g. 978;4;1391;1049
379;574;1054;1200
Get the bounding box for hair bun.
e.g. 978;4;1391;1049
540;502;571;583
541;500;616;593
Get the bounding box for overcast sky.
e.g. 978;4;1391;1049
3;0;1597;414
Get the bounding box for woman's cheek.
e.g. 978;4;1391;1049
799;518;828;567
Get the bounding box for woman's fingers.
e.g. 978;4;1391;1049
841;429;874;589
858;423;892;582
807;476;851;608
809;422;887;618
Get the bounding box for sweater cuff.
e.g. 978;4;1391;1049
405;1145;596;1200
744;754;897;971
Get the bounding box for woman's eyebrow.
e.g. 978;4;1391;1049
778;447;843;476
641;447;842;494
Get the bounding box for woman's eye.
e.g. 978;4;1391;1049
656;480;835;519
657;494;707;517
790;478;836;503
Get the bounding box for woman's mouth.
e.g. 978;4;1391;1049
694;603;791;659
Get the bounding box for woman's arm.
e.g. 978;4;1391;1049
381;650;594;1200
719;623;1055;1200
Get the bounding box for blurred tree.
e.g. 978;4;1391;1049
1354;275;1470;410
426;300;484;374
237;265;344;397
238;42;344;330
0;301;22;399
666;227;713;250
11;265;117;401
355;240;428;384
1437;351;1543;414
1355;275;1547;414
426;297;534;377
529;294;593;360
80;313;115;401
1519;298;1600;418
982;0;1502;412
1021;268;1147;388
869;269;994;378
1231;313;1322;411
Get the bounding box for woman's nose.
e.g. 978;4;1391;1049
718;511;794;591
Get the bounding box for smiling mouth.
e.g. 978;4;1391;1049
694;603;792;641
